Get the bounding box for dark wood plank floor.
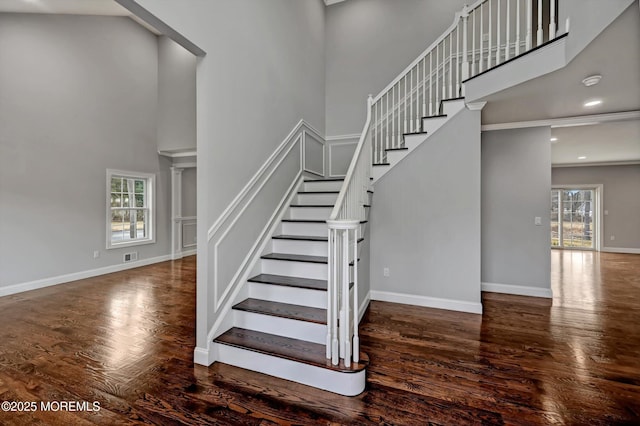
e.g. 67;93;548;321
0;251;639;425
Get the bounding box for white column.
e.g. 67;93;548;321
461;5;470;93
170;167;184;260
549;0;557;39
537;0;544;46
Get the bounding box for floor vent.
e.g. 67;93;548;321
123;252;138;263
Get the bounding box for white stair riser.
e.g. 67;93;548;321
247;282;326;308
281;221;328;237
421;116;447;134
233;310;325;344
261;259;327;280
214;344;366;396
296;193;338;205
272;239;327;256
404;133;430;151
441;99;465;116
304;180;343;192
386;150;408;166
372;166;390;181
289;206;332;220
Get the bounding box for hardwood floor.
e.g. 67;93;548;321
0;251;639;425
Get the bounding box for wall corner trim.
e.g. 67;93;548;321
370;290;483;314
481;282;553;298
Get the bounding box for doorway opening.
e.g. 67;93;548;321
551;186;602;250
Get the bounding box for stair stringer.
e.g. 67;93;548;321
372;98;466;182
202;174;305;366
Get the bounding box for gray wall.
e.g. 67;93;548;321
0;14;170;288
552;165;640;250
182;168;197;218
157;36;197;152
326;139;358;177
134;0;326;348
325;0;467;136
370;108;481;307
481;128;551;289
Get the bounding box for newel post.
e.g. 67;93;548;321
461;4;470;95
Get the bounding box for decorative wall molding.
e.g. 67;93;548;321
0;254;173;298
303;130;325;177
481;110;640;132
328;141;358;178
370;290;483;314
481;282;553;298
553;160;640;168
325;133;361;142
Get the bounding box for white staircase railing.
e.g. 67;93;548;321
326;0;563;368
372;0;562;164
326;96;372;367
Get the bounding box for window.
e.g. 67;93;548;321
106;170;155;249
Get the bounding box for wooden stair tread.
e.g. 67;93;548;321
233;298;326;324
214;327;368;373
297;191;339;194
247;274;327;291
290;204;334;208
273;234;365;243
304;178;344;182
282;219;368;224
262;253;328;264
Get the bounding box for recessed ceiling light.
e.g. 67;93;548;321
582;75;602;87
550;137;558;142
578;156;587;160
584;100;602;107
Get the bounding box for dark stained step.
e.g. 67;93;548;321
421;114;447;120
385;147;408;152
290;204;334;208
282;219;368;224
247;274;327;291
233;298;326;324
214;327;368;373
262;253;328;264
304;178;344;182
298;191;339;194
373;163;390;166
403;131;429;137
272;234;365;243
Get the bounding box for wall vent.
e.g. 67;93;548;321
123;252;138;263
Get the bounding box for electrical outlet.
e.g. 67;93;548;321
534;217;542;226
93;250;100;259
604;210;608;215
383;267;390;277
610;235;615;241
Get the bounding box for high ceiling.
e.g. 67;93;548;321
0;0;128;15
481;2;640;165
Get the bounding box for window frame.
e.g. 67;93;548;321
106;169;156;250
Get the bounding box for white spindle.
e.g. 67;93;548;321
471;7;476;76
429;52;433;115
549;0;556;40
326;226;333;360
373;102;377;163
526;0;532;49
456;26;460;97
422;57;426;118
392;85;395;148
480;3;484;72
404;75;408;134
488;0;493;68
462;6;469;91
417;61;422;130
448;34;453;98
385;92;389;152
537;0;543;46
409;68;414;132
516;0;521;55
505;0;511;60
331;229;338;365
352;227;359;363
497;0;501;65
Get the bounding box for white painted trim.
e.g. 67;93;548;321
481;282;553;298
602;247;640;254
172;249;197;260
193;347;212;366
358;291;371;323
303;130;326;177
553;160;640;168
208;120;320;242
202;175;305;365
481;110;640;132
0;254;173;298
325;134;361;142
158;150;197;158
171;162;197;169
324;0;347;6
466;101;487;111
328;141;358;178
370;290;483;314
212;142;302;309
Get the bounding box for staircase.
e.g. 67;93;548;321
213;178;370;396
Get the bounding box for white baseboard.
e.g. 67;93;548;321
0;254;173;298
370;290;483;314
358;291;371;323
481;282;553;298
172;248;197;260
602;247;640;255
193;346;214;366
